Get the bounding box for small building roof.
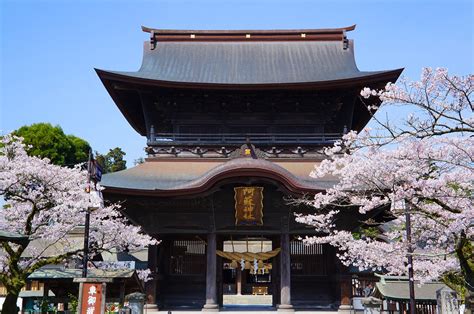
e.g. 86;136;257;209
101;158;338;196
0;230;29;245
374;280;450;301
19;289;55;298
28;268;136;281
27;268;145;299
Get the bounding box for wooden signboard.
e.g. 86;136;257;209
234;187;264;226
79;282;106;314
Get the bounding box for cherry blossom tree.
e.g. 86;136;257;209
296;68;473;302
0;135;157;313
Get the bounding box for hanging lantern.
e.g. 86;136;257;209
230;260;238;269
244;261;251;269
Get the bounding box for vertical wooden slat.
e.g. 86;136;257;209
169;239;206;275
290;241;326;275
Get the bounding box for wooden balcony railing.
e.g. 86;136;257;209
147;133;342;146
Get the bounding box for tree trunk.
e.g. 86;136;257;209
455;232;474;313
465;290;474;314
2;292;20;314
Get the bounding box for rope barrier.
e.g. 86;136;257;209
216;248;281;262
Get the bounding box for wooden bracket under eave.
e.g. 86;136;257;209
150;30;156;50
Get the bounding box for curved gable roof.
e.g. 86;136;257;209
101;158;338;196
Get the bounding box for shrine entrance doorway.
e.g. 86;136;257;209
220;236;278;307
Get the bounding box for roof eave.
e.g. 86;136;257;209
95;68;147;136
95;68;404;91
101;166;329;197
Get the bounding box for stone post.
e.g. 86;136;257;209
436;287;459;314
236;268;242;295
338;275;354;313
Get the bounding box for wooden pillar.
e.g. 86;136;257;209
202;232;219;312
216;236;224;307
43;283;48;298
277;232;294;312
158;238;171;309
119;281;126;305
146;244;158;304
272;235;281;307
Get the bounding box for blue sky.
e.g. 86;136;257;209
1;0;473;164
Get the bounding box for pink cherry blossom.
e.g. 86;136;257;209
0;134;158;311
297;68;473;294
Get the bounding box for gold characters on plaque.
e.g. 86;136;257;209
234;187;263;225
242;187;256;220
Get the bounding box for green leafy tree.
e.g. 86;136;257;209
13;123;90;166
68;135;90;164
95;147;127;173
134;157;145;166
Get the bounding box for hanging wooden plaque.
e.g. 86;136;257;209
234;186;264;226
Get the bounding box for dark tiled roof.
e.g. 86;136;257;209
98;40;398;85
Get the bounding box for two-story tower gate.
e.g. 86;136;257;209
97;25;402;312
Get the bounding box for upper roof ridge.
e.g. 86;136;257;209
142;25;356;34
141;25;356;45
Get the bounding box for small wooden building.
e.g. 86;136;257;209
24;269;143;312
373;276;453;313
96;25;402;312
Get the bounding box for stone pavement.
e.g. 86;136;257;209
223;295;273;305
143;295;348;313
144;311;339;314
144;303;342;314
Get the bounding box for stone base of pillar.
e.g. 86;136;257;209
144;303;159;313
144;303;158;309
338;304;354;313
202;304;219;312
277;304;295;312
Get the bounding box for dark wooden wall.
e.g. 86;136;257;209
143;87;357;135
290;243;339;308
155;236;207;309
108;179;329;236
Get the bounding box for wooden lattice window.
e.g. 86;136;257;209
169;240;206;275
290;241;327;276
